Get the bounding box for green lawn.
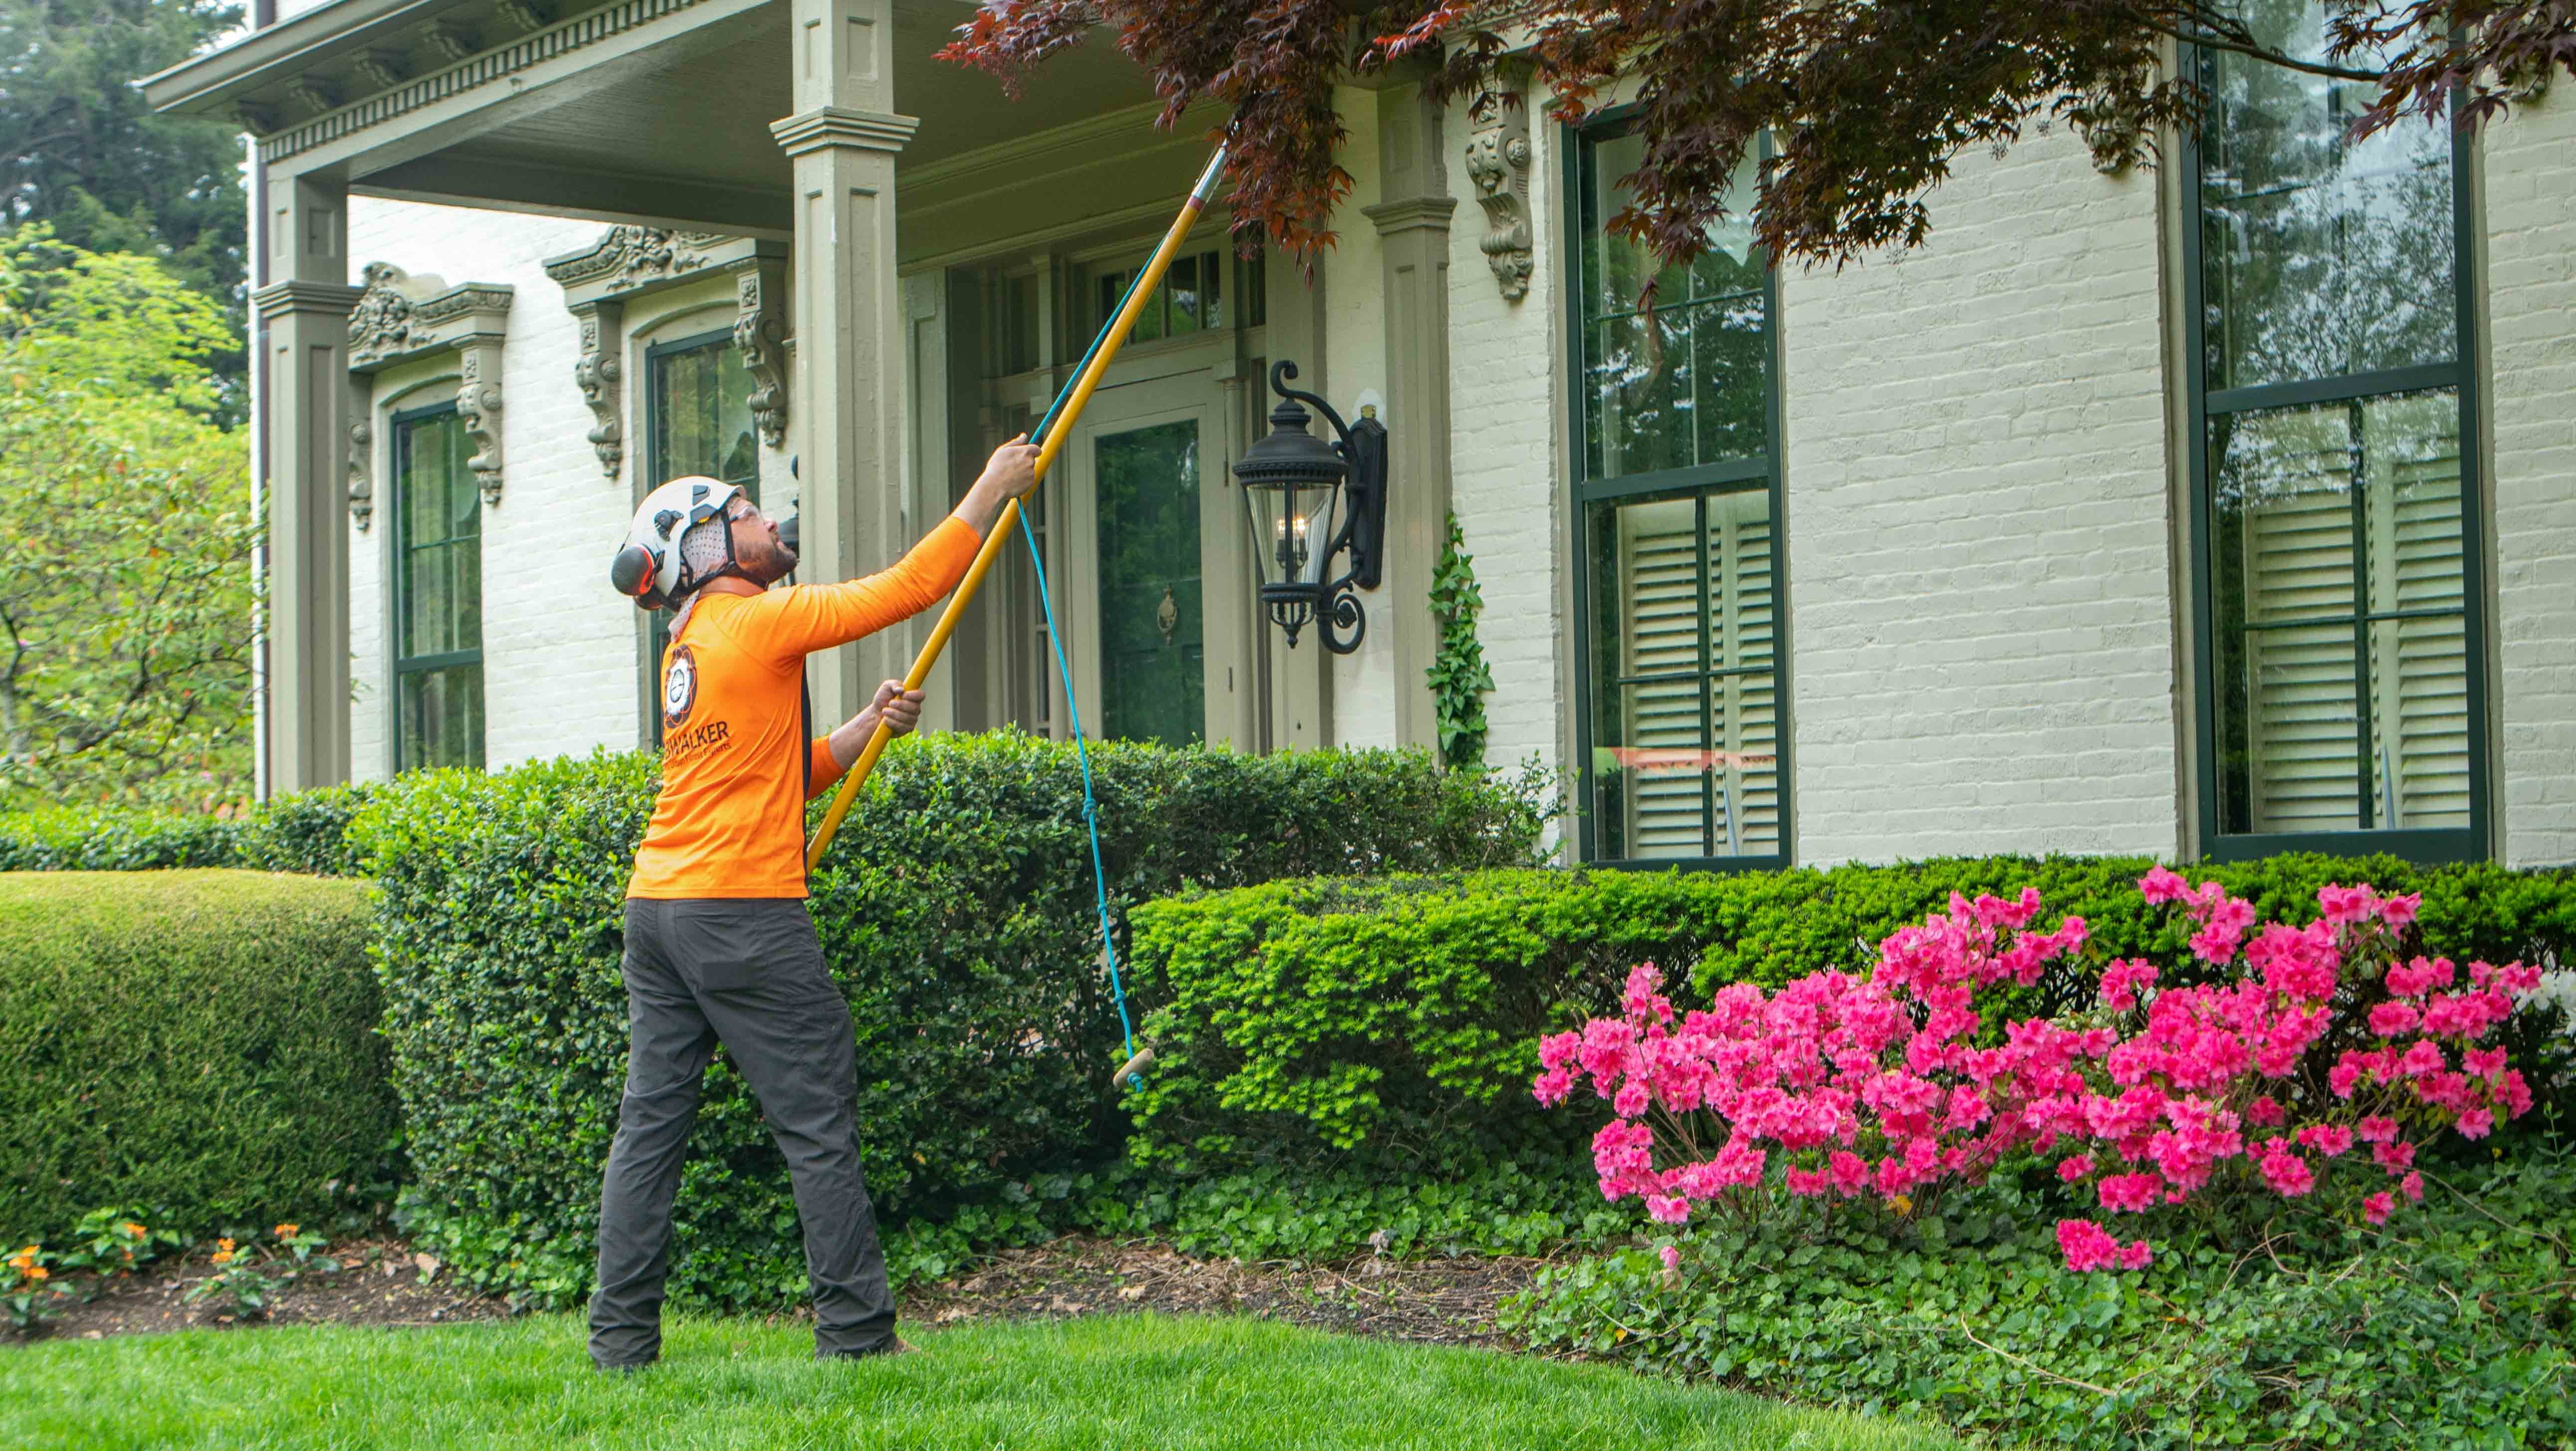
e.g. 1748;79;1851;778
0;1311;1966;1450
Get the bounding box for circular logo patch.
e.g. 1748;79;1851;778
662;644;698;729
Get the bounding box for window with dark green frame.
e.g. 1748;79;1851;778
2186;0;2486;862
641;328;761;744
1569;119;1787;868
391;403;484;771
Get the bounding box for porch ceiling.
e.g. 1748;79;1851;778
147;0;1157;235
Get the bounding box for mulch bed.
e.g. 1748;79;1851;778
7;1233;1547;1349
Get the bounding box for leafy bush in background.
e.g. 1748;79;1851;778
0;783;374;876
1125;857;2576;1177
0;871;395;1242
358;734;1550;1309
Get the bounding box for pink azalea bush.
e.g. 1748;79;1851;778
1533;871;2543;1272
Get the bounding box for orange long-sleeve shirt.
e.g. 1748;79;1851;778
626;516;981;900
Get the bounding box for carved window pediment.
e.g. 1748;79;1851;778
542;228;790;480
347;263;513;521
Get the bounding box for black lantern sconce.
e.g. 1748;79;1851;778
1232;360;1388;654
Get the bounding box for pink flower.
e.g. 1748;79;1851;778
1614;1082;1650;1119
2296;1124;2354;1158
2058;1219;2152;1274
2457;1107;2495;1139
2464;1046;2507;1082
2098;959;2158;1013
2398;1040;2446;1078
2317;883;2375;926
1538;1031;1581;1071
2139;867;2190;905
2356;1116;2399;1144
2363;1192;2394;1225
1645;1194;1689;1224
2247;1096;2285;1127
1658;1243;1681;1273
2368;1001;2420;1037
1784;1166;1828;1196
2259;1148;2315;1197
2400;1171;2424;1203
2379;894;2420;930
1532;1068;1573;1106
2098;1172;2163;1213
2057;1155;2095;1183
2375;1140;2415;1173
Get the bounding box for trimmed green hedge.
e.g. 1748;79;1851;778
355;734;1549;1308
1125;856;2576;1174
0;871;396;1241
0;784;375;877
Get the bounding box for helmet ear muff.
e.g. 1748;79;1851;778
609;543;666;609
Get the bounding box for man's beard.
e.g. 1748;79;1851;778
740;539;798;586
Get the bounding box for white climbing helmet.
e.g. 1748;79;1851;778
608;475;748;610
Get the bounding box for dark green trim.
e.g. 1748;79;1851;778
2180;37;2488;864
1564;117;1792;872
387;401;485;772
639;325;759;748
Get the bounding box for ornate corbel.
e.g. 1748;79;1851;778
494;0;552;33
420;20;479;62
731;262;789;448
350;49;409;92
457;344;505;505
347;417;374;531
570;299;626;479
1463;77;1535;302
233;99;281;134
285;74;340;116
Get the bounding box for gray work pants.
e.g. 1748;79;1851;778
589;897;897;1367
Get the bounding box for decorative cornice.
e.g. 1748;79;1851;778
256;0;711;165
347;416;375;531
345;261;423;367
770;107;920;159
541;224;732;297
1361;195;1457;237
251;279;367;319
342;261;513;510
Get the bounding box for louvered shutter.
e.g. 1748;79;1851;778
1615;499;1708;856
2363;393;2471;829
1707;490;1778;855
2238;410;2361;833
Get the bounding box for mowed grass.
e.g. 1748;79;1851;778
0;1310;1966;1451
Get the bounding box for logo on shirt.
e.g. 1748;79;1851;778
662;644;698;730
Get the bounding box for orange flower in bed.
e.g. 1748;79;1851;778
120;1222;145;1238
209;1251;232;1266
274;1224;298;1239
21;1266;43;1282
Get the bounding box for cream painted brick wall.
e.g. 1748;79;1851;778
1780;131;2180;865
2483;95;2576;867
346;198;643;779
1444;102;1566;788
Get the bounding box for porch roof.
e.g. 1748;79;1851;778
142;0;1168;237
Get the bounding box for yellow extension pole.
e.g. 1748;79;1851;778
806;144;1230;868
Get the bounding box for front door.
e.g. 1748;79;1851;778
1063;366;1254;748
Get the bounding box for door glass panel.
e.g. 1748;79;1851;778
1095;420;1203;747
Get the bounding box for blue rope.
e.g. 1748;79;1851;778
1014;506;1137;1074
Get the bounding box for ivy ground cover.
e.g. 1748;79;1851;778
0;1313;1966;1451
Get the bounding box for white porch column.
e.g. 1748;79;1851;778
1363;83;1457;756
771;0;917;720
249;171;363;792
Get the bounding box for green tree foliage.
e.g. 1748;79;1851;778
1426;511;1492;770
0;226;254;809
943;0;2575;273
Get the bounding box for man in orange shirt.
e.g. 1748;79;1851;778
591;438;1037;1370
